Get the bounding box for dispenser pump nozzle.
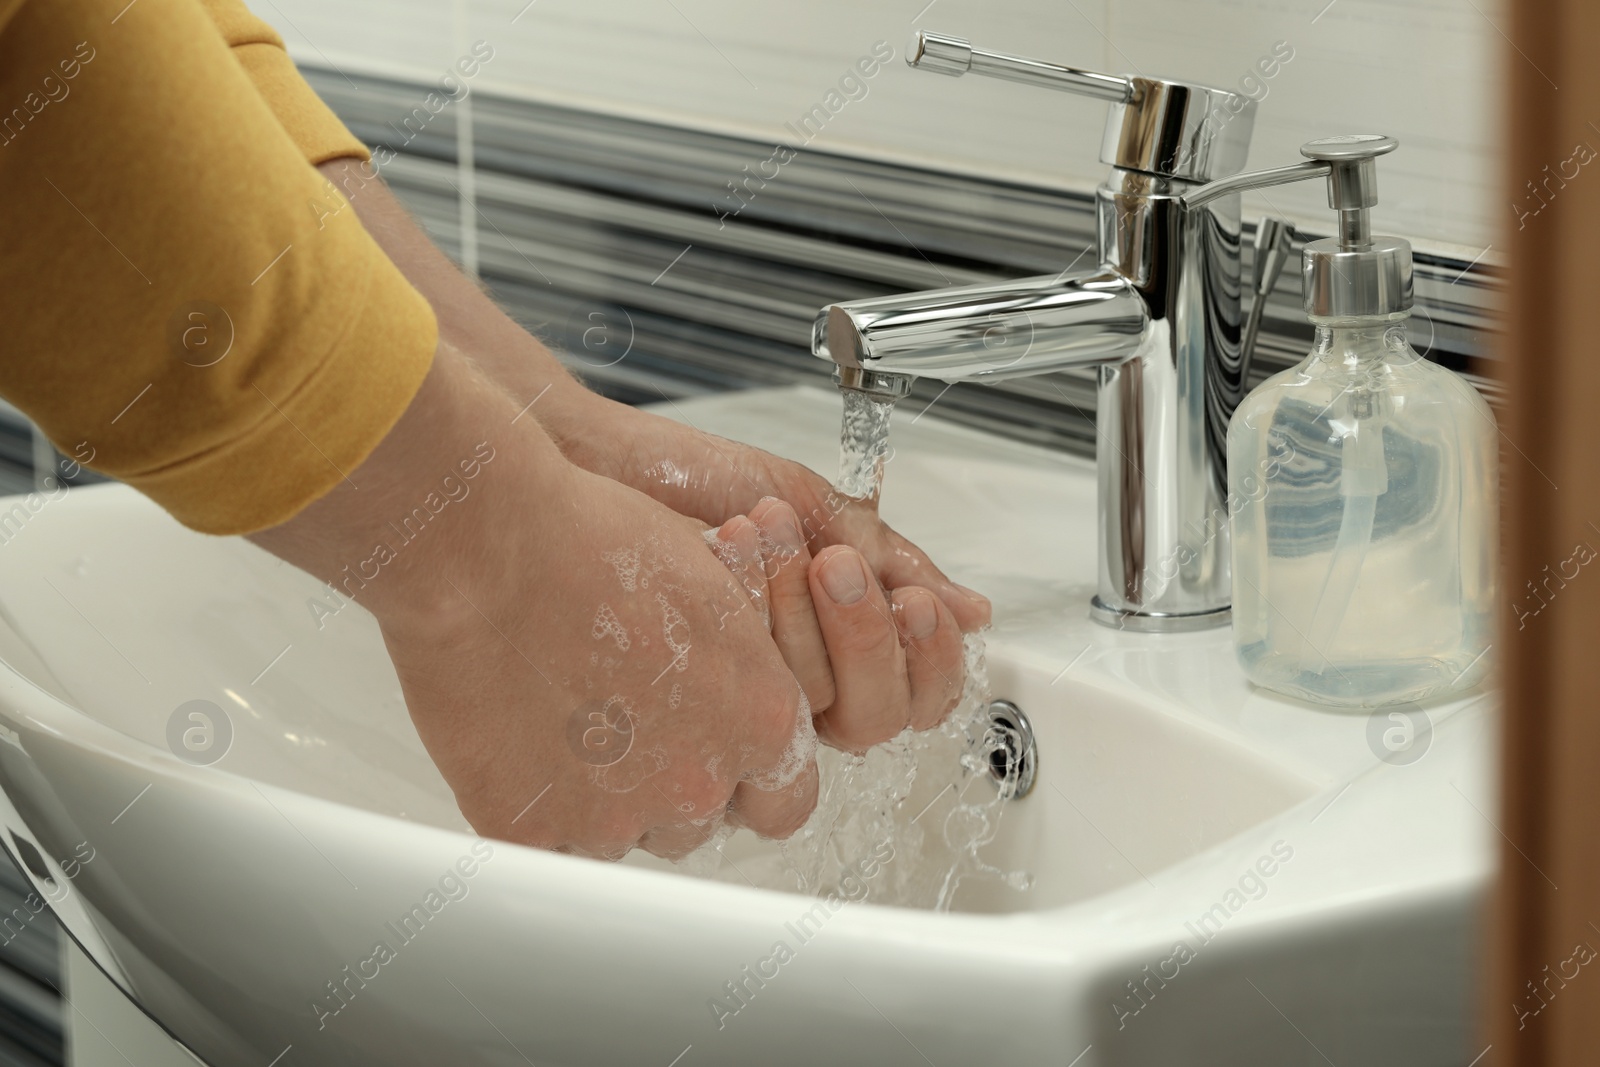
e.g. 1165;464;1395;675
1297;135;1411;320
1180;133;1414;320
1298;134;1398;253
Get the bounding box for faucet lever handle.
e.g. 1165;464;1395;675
908;31;1134;103
907;30;1257;182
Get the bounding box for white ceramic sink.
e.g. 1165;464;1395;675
0;386;1492;1065
625;653;1322;918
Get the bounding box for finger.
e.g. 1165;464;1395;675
857;523;991;632
929;579;991;632
749;497;836;715
808;545;912;752
730;755;819;841
637;821;719;860
637;777;734;860
892;587;966;730
729;688;820;839
790;487;991;633
556;806;645;863
709;514;773;629
888;575;989;634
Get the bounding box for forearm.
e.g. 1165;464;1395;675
316;159;613;454
311;159;799;512
247;339;565;630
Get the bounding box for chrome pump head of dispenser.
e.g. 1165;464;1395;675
1182;133;1413;320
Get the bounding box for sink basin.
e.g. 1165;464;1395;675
626;654;1321;916
942;657;1319;914
0;386;1492;1065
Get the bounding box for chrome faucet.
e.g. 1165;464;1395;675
814;31;1267;632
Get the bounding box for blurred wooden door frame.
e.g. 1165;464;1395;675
1488;0;1600;1062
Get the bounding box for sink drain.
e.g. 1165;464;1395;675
984;700;1037;800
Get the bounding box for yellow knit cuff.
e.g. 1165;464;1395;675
124;259;437;535
232;40;370;164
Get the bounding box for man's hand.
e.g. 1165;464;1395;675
713;499;970;752
316;159;991;754
544;393;986;750
250;344;818;859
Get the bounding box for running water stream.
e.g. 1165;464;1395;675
773;635;1035;910
834;389;896;501
678;392;1032;911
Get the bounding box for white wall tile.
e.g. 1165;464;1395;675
256;0;1502;252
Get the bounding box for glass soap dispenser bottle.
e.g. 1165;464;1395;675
1224;136;1498;706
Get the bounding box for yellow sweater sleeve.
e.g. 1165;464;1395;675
0;0;437;534
196;0;369;165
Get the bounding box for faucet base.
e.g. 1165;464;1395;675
1089;597;1232;634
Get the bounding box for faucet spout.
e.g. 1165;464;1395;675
814;270;1150;384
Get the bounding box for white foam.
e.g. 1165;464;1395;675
741;689;816;792
701;527;772;630
591;603;631;650
656;593;691;673
603;536;671;593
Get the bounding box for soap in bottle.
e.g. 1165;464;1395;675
1228;143;1497;707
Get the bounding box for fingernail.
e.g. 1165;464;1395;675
764;502;805;556
819;550;869;605
900;590;938;640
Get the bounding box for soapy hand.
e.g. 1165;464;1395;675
708;499;970;752
561;396;992;633
556;399;983;750
250;346;819;860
